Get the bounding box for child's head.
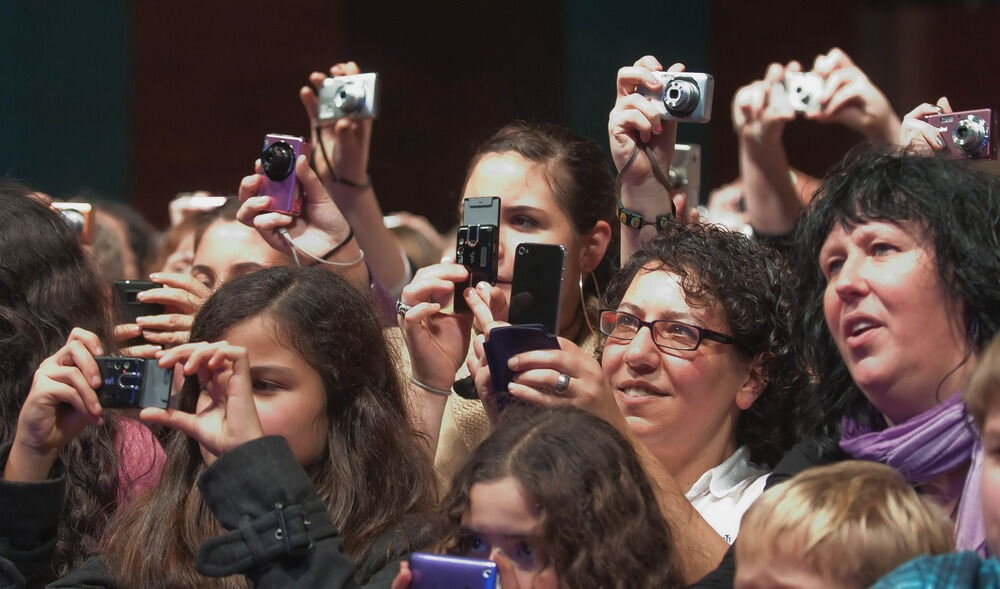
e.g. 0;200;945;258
967;333;1000;553
735;460;953;589
440;406;683;589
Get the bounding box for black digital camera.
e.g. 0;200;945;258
96;357;172;409
453;197;500;314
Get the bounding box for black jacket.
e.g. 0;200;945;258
1;437;428;589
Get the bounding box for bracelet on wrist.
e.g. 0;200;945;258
616;200;673;231
309;227;355;266
615;141;677;226
410;375;452;397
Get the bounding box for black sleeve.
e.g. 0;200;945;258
194;436;396;589
687;440;846;588
0;443;66;589
45;556;115;589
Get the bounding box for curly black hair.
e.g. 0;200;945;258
601;222;806;468
440;406;684;589
794;145;1000;448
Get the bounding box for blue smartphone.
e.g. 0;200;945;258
483;323;560;411
409;552;498;589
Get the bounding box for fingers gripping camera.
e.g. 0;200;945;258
318;73;379;123
925;109;997;160
639;72;714;123
259;134;311;216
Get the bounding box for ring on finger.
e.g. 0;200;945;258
554;373;571;394
396;299;412;316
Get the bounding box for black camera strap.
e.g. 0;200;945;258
311;125;372;190
615;141;677;225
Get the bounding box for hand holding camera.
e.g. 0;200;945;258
141;341;264;461
732;61;797;144
901;97;996;160
804;47;901;142
299;62;375;192
114;273;212;352
5;328;106;483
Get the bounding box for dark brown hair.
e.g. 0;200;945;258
440;406;683;589
0;179;120;578
102;266;438;587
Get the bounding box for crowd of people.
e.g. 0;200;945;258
1;48;999;588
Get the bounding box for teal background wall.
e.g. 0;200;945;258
0;1;130;201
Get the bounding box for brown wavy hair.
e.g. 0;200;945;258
439;406;684;589
102;266;438;587
0;180;121;579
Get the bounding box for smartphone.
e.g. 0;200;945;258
51;202;95;245
95;357;172;409
409;553;498;589
508;243;566;335
113;280;164;347
484;324;560;411
453;197;500;314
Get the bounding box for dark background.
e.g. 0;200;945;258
4;0;1000;229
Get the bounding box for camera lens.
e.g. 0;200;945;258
122;361;132;371
517;245;527;256
953;116;989;155
663;78;701;117
261;141;296;180
334;82;366;113
112;361;121;371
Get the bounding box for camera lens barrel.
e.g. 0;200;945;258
261;141;295;180
663;78;701;117
953;115;989;155
334;83;366;113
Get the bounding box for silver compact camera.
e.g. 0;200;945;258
784;71;823;114
317;73;379;124
669;144;702;210
639;72;714;123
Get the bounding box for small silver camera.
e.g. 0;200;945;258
784;71;823;114
669;144;701;211
639;72;714;123
317;73;379;124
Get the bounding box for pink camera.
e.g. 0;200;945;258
924;109;997;160
258;134;312;215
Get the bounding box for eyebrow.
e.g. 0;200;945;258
250;364;296;381
504;204;547;216
229;262;264;279
191;265;216;286
618;302;695;322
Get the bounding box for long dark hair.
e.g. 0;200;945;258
794;145;1000;448
0;180;120;577
440;407;684;589
602;223;805;468
102;266;438;587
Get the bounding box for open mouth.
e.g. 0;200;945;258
844;317;882;344
617;385;670;400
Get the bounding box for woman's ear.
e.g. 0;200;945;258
735;356;767;411
579;220;612;274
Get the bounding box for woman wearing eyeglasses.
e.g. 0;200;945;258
465;221;805;583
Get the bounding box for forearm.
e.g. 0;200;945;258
739;137;802;235
406;381;449;459
618;178;671;265
328;184;407;296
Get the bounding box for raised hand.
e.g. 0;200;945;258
808;47;901;142
900;96;953;153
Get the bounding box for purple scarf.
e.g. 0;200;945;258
840;392;986;556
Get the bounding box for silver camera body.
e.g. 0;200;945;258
317;73;379;124
784;71;823;114
640;72;714;123
669;144;702;210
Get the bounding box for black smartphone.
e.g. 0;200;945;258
453;197;500;314
113;280;164;347
483;324;560;411
95;357;172;409
508;243;566;335
409;552;498;589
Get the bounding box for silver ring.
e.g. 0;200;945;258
395;299;412;316
554;373;571;393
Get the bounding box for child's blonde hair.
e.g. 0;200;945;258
968;334;1000;431
736;460;954;588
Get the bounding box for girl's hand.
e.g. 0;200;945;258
141;341;263;459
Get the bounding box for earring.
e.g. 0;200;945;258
579;271;602;335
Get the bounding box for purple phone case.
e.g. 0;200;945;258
409;553;498;589
484;324;560;410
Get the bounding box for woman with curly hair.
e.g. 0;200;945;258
793;145;1000;556
465;222;806;583
394;406;684;589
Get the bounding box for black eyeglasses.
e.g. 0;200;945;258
598;309;735;352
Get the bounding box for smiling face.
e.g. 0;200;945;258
191;219;289;290
462;153;595;334
195;314;328;467
600;269;762;483
818;221;971;424
460;477;558;589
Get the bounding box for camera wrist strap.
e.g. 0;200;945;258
615;141;677;230
312;125;372;190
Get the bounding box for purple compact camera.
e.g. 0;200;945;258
924;109;997;160
258;134;312;216
409;553;498;589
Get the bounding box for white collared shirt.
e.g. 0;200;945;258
684;446;769;544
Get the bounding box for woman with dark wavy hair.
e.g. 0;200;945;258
793;145;1000;555
394;406;683;589
0;180;165;581
2;266;438;587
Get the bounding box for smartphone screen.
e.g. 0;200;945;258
453;197;500;314
508;243;565;335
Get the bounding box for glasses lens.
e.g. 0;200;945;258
600;311;637;340
654;321;699;350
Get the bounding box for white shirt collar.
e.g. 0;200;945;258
685;446;767;500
